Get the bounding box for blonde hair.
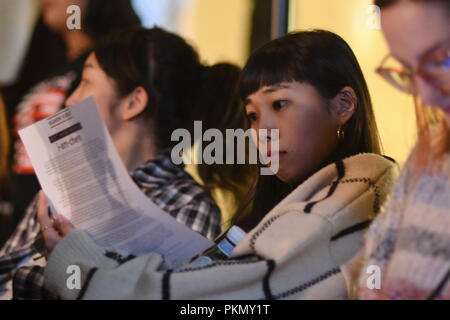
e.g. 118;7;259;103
402;97;450;191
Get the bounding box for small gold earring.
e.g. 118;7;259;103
337;127;345;142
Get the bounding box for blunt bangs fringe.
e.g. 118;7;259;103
239;43;304;101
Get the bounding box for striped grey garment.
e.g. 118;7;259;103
358;153;450;300
0;149;222;297
43;153;398;300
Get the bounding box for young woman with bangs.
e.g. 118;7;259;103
37;30;398;300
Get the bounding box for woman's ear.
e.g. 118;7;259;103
331;86;357;126
121;86;149;121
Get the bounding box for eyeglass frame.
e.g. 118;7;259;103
376;40;450;95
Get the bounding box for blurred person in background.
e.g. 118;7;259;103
356;0;450;300
1;15;67;125
3;0;141;245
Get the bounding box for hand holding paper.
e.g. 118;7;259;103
37;191;74;255
19;97;214;268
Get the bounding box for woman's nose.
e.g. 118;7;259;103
258;117;279;144
259;112;276;132
65;89;80;107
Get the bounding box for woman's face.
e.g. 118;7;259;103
244;82;340;184
66;53;122;135
381;1;450;113
40;0;88;35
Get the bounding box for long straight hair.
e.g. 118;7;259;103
232;30;383;231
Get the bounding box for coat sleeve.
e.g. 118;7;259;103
44;155;398;300
44;229;277;300
44;211;343;300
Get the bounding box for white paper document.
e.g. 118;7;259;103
19;97;214;268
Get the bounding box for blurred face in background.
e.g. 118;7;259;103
40;0;88;35
380;1;450;114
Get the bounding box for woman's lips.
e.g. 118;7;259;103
266;150;286;156
266;151;287;163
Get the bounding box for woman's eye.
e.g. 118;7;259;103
273;100;289;110
425;57;450;70
246;112;257;122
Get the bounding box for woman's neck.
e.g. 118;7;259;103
113;121;160;172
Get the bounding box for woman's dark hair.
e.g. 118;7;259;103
233;30;382;231
84;0;141;41
94;27;255;200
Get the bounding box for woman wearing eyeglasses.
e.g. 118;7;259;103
356;0;450;300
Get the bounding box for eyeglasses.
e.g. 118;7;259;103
376;41;450;95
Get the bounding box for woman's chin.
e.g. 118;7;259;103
274;170;290;184
275;169;303;186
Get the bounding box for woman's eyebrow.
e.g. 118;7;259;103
262;84;290;94
83;63;95;71
243;98;252;108
419;38;450;59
